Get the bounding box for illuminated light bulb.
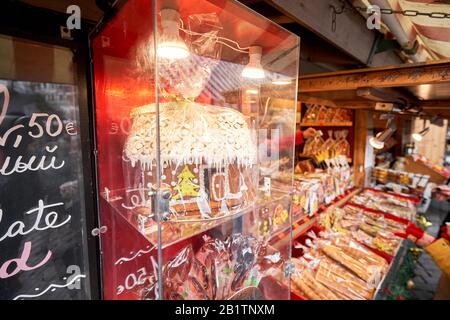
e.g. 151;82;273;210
412;133;423;142
412;127;430;142
246;88;259;95
157;8;189;60
369;136;385;149
272;74;292;85
370;125;397;150
272;79;292;85
242;46;265;79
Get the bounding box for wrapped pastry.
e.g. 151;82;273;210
315;258;374;300
320;130;336;154
333;238;388;272
303;104;319;122
360;223;380;237
301;271;340;300
332;130;350;158
321;244;380;284
351;190;417;220
323;107;335;123
196;238;231;299
316;105;329;122
162;234;272;300
303;131;324;156
373;234;399;254
227;234;261;292
292;275;322;300
163;245;195;299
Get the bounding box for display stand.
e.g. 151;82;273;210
373;240;411;300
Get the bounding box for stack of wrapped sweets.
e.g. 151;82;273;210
292;178;324;217
292;156;353;220
290;231;388;300
328;156;353;196
142;234;283;300
302;105;352;124
302;172;336;204
319;205;406;255
350;189;417;221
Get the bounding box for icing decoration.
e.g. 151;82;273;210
172;165;200;200
125;102;256;169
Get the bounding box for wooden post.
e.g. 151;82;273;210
353;110;369;187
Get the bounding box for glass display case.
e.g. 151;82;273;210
91;0;299;300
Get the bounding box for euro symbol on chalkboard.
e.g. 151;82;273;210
65;122;78;136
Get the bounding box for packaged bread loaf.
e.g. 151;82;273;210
315;258;374;299
292;270;341;300
301;271;340;300
322;244;376;283
292;274;322;300
334;238;388;272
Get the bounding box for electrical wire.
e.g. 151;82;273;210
178;19;251;54
259;96;270;125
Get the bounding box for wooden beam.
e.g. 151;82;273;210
269;15;295;24
269;98;301;110
298;95;338;108
299;60;450;93
264;0;400;66
419;100;450;110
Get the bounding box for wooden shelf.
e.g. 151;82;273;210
299;122;353;127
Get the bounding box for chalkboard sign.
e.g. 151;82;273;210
0;80;92;299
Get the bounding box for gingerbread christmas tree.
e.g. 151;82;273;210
172;165;200;200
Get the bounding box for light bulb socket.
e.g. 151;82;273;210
418;127;430;136
370;125;397;149
249;46;262;56
242;46;265;79
377;125;396;142
160;8;180;31
248;46;262;66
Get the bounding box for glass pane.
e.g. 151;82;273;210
0;36;92;300
92;0;160;300
154;0;299;300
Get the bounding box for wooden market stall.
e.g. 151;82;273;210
297;59;450;187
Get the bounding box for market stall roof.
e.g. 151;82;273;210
298;59;450;116
383;0;450;59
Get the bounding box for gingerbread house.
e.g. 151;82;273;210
124;101;257;220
